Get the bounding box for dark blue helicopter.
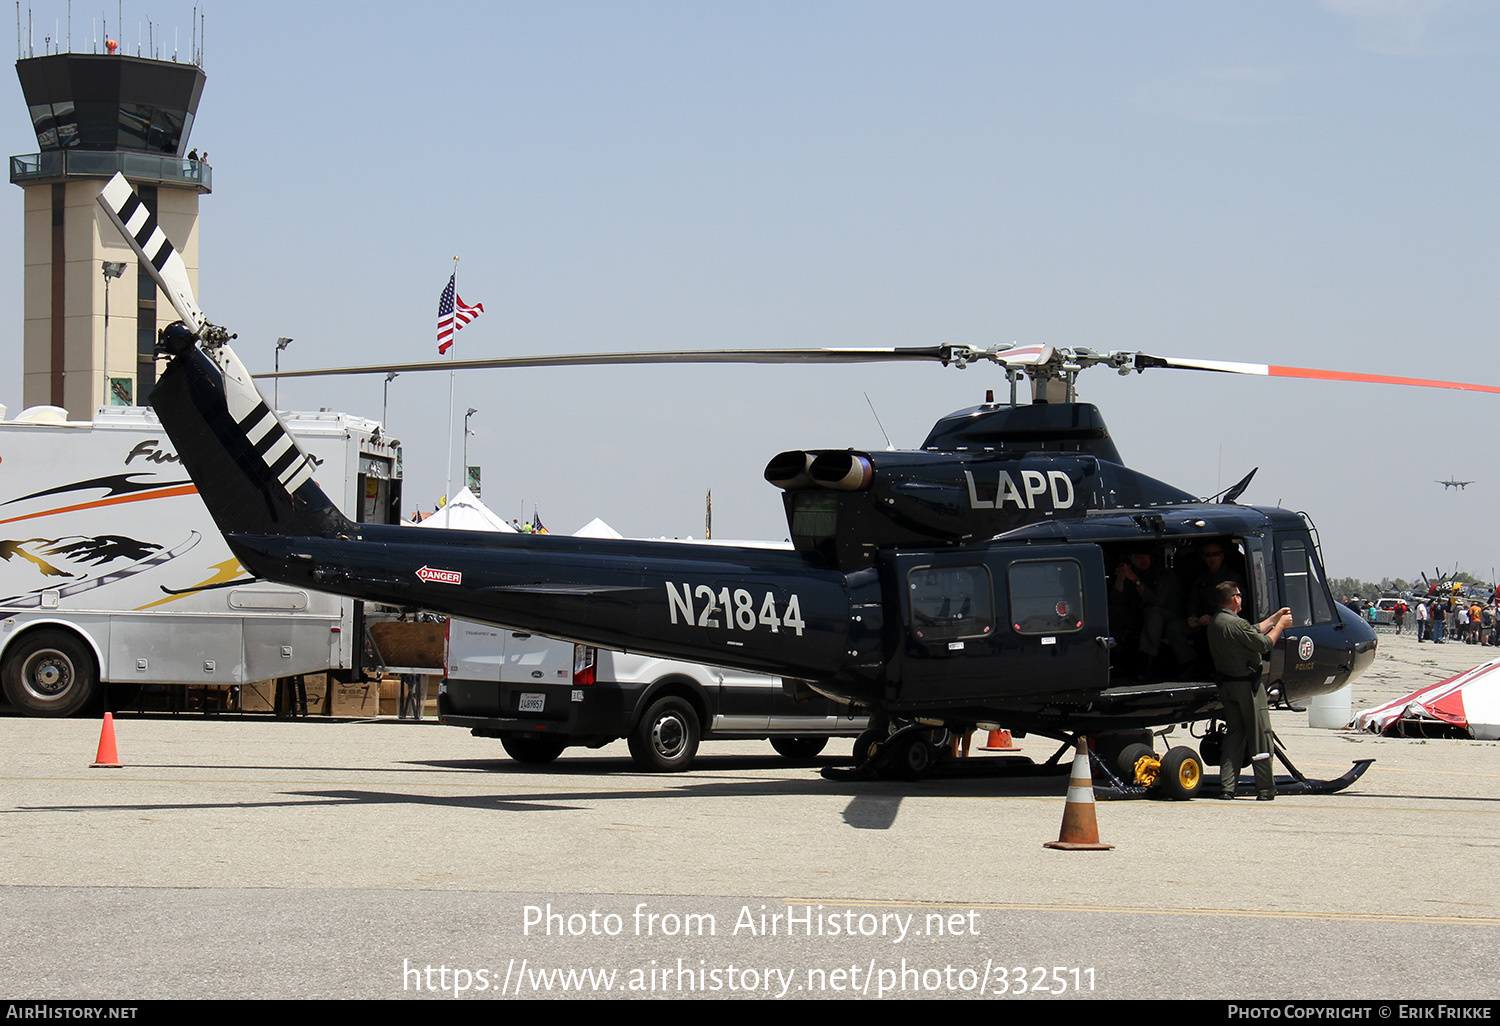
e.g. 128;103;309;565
101;171;1500;792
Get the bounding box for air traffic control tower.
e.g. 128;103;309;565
10;49;208;417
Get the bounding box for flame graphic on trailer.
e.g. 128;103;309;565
0;401;398;710
0;468;213;606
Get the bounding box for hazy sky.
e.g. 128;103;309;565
2;1;1497;583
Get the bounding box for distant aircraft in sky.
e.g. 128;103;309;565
1437;477;1474;491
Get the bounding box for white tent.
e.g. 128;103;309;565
1352;657;1500;740
573;517;622;539
416;487;516;532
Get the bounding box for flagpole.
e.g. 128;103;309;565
444;256;459;514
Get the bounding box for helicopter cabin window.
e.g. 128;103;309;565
907;566;993;643
1277;537;1335;627
1008;559;1085;635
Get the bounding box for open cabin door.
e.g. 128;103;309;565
890;544;1110;706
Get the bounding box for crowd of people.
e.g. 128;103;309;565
1344;594;1500;646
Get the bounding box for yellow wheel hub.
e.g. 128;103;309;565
1177;757;1201;789
1132;754;1161;786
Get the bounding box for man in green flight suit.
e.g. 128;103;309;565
1207;581;1293;800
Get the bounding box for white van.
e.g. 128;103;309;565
438;618;866;770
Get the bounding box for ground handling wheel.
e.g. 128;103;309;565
1158;746;1204;800
1116;742;1159;786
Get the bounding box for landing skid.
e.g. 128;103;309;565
823;725;1374;798
1092;732;1375;800
821;723;1066;782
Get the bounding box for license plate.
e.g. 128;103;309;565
519;693;546;713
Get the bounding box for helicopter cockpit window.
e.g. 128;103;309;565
1008;559;1085;635
1278;538;1334;628
908;566;993;642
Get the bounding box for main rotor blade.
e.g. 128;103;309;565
255;345;958;379
1136;355;1500;395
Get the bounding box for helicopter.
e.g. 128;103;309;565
97;172;1500;791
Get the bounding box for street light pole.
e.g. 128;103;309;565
383;371;398;431
273;337;293;410
463;407;478;488
100;261;125;407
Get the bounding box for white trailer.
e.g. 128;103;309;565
0;403;401;715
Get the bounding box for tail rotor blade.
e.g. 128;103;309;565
96;172;205;334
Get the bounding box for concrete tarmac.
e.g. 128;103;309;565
2;630;1497;1000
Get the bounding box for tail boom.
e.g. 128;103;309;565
225;527;867;681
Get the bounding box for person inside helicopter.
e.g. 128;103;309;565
1181;538;1251;674
1107;545;1195;680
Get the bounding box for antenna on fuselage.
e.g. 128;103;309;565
863;392;895;451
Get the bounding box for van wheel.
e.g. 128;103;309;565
501;736;566;764
628;696;700;772
770;737;827;760
2;630;99;717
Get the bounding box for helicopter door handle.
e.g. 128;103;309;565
1096;636;1116;650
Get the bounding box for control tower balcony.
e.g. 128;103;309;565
9;149;210;191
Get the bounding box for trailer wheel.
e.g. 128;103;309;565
2;630;99;718
1159;746;1204;800
628;696;700;772
501;736;566;765
770;737;827;761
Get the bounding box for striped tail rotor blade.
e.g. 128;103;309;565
1138;354;1500;395
96;172;205;334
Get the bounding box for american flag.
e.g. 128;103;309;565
437;273;483;354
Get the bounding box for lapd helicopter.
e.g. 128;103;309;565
98;173;1498;794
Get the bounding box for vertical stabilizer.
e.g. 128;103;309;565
95;170;349;540
149;337;352;540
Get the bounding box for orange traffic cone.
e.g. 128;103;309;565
978;729;1019;752
1043;738;1112;850
91;712;122;768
